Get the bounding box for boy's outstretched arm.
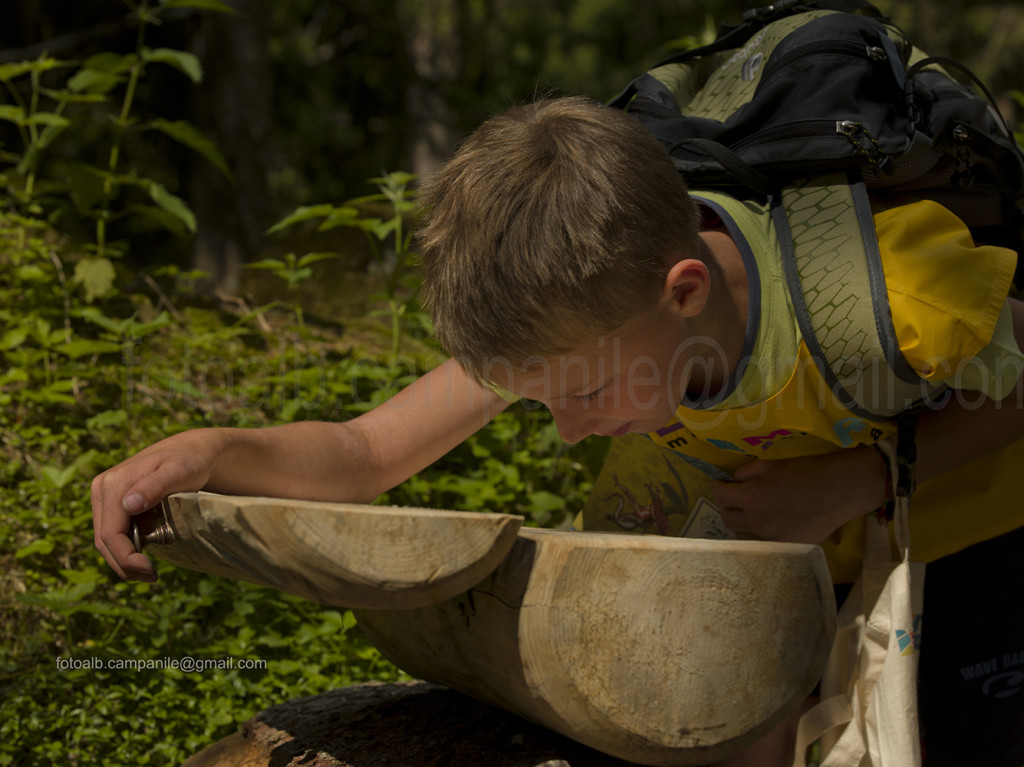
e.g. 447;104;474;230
91;358;511;582
713;298;1024;543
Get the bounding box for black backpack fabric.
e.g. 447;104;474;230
609;0;1024;255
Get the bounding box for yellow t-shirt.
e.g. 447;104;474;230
580;191;1023;583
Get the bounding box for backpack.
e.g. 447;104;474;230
608;0;1024;496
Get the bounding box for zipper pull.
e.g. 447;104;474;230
837;120;894;175
952;124;973;190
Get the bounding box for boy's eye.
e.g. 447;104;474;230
573;383;607;402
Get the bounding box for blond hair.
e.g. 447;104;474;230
417;96;700;381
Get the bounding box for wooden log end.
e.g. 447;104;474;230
142;492;523;609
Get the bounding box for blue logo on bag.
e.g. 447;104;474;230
896;614;923;655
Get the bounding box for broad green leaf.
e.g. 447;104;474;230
149;118;231;178
0;104;26;124
243;258;286;270
126;204;191;237
132;311;173;337
288;267;313;285
15;538;56;558
65;163;108;212
161;0;241;13
30;316;52;344
82;52;138;74
41;464;78;489
141;48;202;84
341;192;388;206
33;385;77;405
370;171;417;187
55;339;123;359
316;207;365;232
527;490;565;514
1;326;28;350
23;112;70;129
0;57;69;81
370;217;399;241
86;409;128;430
148;181;197;233
73;256;117;302
0;62;35;81
75;306;131;335
296;252;340;268
67;69;122;95
40;87;107;104
266;204;334;234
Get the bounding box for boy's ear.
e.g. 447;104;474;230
662;258;711;318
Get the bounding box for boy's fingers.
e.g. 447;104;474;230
712;480;749;532
731;458;768;482
711;477;748;511
92;471;160;582
91;476;127;579
102;518;157;581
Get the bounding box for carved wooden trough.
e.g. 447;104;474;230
133;492;837;766
134;492;523;610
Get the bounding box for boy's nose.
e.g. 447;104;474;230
549;405;596;445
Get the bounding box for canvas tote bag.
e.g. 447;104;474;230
793;440;925;767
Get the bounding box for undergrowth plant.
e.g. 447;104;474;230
0;0;234;303
0;10;609;763
264;171;427;356
0;204;607;765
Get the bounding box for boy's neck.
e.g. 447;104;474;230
685;229;749;400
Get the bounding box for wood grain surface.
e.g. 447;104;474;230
139;492;523;609
357;528;837;766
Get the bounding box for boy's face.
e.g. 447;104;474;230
487;305;711;443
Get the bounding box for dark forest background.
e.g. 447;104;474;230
3;0;1022;293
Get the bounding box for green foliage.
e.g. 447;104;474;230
0;0;232;295
243;251;340;326
267;171;427;354
0;192;607;763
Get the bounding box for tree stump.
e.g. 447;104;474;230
182;681;646;767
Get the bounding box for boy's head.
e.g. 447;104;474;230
418;96;701;382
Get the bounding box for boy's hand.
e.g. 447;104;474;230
91;432;216;582
711;447;887;544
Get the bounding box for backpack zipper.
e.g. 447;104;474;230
728;119;870;150
718;119;895;175
724;38;897;173
760;39;887;81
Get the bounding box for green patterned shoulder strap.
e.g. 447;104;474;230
771;173;947;420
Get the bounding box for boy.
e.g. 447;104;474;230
92;97;1024;765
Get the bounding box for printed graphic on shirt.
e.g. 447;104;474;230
960;649;1024;700
578;432;729;538
679;497;735;540
603;474;670;535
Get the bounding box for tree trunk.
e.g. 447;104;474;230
399;0;463;179
182;681;645;767
188;0;274;294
